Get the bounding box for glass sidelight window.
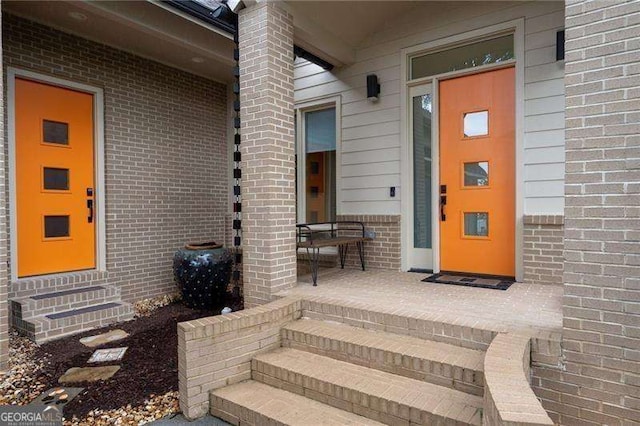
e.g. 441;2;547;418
413;94;433;249
300;107;336;223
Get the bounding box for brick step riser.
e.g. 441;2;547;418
251;358;479;426
10;274;109;297
19;289;121;318
210;396;285;426
29;304;134;344
301;301;498;351
210;381;386;426
281;332;484;396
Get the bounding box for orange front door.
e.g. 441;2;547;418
439;67;515;277
16;78;96;277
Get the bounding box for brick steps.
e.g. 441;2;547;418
251;348;483;425
10;284;134;343
281;319;485;395
211;380;384;425
13;285;120;317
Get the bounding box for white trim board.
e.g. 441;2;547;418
400;19;525;281
7;68;107;282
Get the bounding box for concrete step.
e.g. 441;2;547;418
27;302;134;343
13;285;121;317
211;380;384;426
282;319;485;395
252;348;483;426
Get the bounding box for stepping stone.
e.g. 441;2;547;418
80;329;129;348
29;387;84;407
88;347;127;363
58;366;120;384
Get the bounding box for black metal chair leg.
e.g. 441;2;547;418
306;246;320;286
338;244;349;269
356;241;365;271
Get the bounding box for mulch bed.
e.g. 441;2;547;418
35;296;237;420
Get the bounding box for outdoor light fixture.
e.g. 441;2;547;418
556;30;565;61
367;74;380;101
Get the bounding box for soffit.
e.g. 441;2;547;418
3;0;236;83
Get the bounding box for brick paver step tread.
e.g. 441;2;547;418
45;302;123;320
211;380;384;426
29;286;107;300
252;348;483;425
283;318;485;371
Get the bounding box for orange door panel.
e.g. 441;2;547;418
439;67;515;277
16;78;95;277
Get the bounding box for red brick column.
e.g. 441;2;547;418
238;2;296;307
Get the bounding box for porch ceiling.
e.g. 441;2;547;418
283;0;420;67
3;0;236;83
283;1;481;68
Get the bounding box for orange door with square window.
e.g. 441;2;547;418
439;67;515;277
16;78;95;277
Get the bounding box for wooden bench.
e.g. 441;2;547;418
296;221;368;286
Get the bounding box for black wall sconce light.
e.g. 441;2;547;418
556;30;565;61
367;74;380;101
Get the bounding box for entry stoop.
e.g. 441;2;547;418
10;283;134;343
207;316;484;425
182;280;559;425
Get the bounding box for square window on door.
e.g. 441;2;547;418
43;120;69;145
464;212;488;237
44;215;70;238
464;162;489;186
43;167;70;190
463;111;488;137
310;162;320;175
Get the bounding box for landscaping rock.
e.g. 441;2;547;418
58;366;121;384
79;329;129;348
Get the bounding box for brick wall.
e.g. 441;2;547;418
540;2;640;424
337;215;401;271
3;15;229;302
483;334;553;426
238;3;297;307
178;297;302;419
0;3;7;370
523;215;564;285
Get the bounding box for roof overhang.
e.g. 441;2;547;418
3;0;237;83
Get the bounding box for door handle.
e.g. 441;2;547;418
87;199;94;223
440;184;447;222
86;188;94;224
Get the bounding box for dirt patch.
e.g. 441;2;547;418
35;297;237;421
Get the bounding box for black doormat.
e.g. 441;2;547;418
422;272;514;290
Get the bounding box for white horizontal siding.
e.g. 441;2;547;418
523;6;566;214
294;1;565;216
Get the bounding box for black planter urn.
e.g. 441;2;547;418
172;242;233;309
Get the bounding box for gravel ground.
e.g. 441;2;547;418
0;332;49;406
0;293;238;425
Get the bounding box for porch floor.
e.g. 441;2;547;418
277;268;562;339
